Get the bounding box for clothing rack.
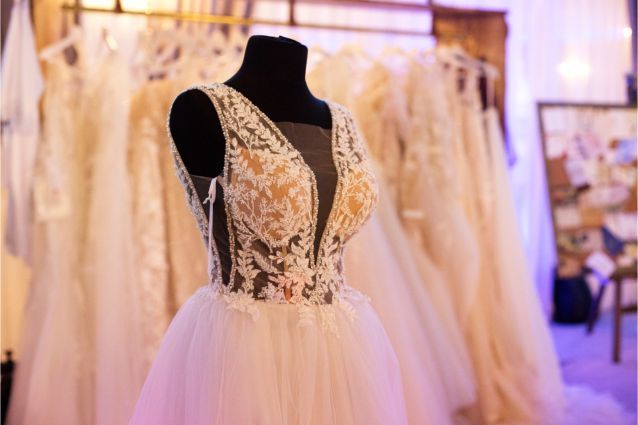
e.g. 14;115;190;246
61;0;437;37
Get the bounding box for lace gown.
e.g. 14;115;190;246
310;53;476;421
82;52;148;425
6;56;91;425
128;83;409;425
400;58;481;326
345;179;475;425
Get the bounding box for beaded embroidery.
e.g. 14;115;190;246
167;83;378;329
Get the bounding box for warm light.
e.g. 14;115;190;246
120;0;148;12
81;0;148;11
558;59;590;80
80;0;114;8
622;26;633;39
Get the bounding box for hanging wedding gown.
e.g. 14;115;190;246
482;103;631;425
129;83;409;425
351;59;409;202
129;82;174;368
128;41;235;312
149;78;209;309
348;58;477;416
307;45;369;108
82;51;147;425
439;64;548;424
345;178;476;424
436;63;630;424
310;51;476;420
399;56;481;324
1;0;45;263
6;55;91;425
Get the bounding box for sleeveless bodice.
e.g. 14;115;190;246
191;120;338;298
168;83;378;309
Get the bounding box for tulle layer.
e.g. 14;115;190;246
129;285;409;425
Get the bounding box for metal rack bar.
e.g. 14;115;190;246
61;0;434;37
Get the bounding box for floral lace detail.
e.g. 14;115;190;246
167;82;378;332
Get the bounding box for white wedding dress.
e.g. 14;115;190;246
310;52;477;422
129;83;410;425
6;54;90;425
345;177;476;424
8;49;149;425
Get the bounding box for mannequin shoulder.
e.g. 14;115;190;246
170;88;218;121
168;87;225;178
168;87;224;138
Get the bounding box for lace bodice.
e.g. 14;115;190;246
168;83;378;311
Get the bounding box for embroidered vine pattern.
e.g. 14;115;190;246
167;83;378;332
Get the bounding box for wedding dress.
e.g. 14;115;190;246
348;60;478;416
8;48;151;425
6;55;91;425
129;83;409;425
345;177;476;424
82;51;147;425
129;82;171;369
307;45;370;108
483;104;631;425
309;51;477;420
400;57;481;324
351;60;409;202
1;0;44;263
441;64;549;424
151;78;209;309
129;77;212;364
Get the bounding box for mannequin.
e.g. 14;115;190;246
169;35;331;178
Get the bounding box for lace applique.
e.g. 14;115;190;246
167;83;378;333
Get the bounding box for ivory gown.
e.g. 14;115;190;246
6;55;91;425
129;83;410;425
8;50;149;425
309;52;477;421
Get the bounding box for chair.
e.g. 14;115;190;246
586;266;637;363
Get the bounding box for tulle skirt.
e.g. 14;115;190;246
129;285;409;425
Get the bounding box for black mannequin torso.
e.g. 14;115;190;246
169;35;331;178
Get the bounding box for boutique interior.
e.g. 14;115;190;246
1;0;637;424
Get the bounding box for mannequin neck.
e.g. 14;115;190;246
224;35;329;128
229;35;309;85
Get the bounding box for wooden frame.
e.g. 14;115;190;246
538;101;637;362
537;102;638;264
538;101;637;268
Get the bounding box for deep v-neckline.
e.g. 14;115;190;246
217;83;341;269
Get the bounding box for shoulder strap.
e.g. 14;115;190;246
167;84;226;284
167;86;210;246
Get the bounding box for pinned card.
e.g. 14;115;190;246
610;166;637;187
563;159;591;187
580;185;630;209
613;138;637;165
585;251;616;278
604;212;638;242
546;134;568;159
555;204;582;229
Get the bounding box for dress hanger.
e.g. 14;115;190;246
39;25;82;62
436;44;499;79
308;45;330;70
101;27;119;52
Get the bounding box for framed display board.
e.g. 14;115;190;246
538;102;637;278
